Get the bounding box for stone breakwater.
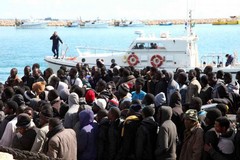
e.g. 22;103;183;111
0;18;233;26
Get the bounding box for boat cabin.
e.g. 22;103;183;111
125;33;199;69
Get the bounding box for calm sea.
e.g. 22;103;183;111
0;24;240;83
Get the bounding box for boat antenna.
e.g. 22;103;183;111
186;9;193;36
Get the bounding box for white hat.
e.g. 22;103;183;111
94;98;107;109
155;92;166;107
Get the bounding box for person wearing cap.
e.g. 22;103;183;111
12;113;37;151
179;109;204;160
45;118;77;159
155;106;177;160
92;98;107;115
85;89;96;106
135;105;158;160
48;89;62;117
31;103;53;153
118;83;132;109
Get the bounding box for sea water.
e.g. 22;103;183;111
0;24;240;83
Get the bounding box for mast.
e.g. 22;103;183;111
187;10;193;36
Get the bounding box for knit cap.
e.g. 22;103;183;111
12;94;25;106
118;83;130;96
85;89;96;104
94;98;107;109
24;90;36;101
41;105;53;119
130;104;142;113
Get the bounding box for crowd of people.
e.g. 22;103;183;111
0;59;240;160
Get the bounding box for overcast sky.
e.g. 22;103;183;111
1;0;240;20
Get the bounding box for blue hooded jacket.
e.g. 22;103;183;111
77;109;98;160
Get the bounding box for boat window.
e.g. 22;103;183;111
149;42;165;49
133;43;145;49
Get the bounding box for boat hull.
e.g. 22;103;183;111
81;23;109;28
16;22;48;29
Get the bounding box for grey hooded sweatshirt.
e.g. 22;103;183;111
64;92;79;128
155;106;177;160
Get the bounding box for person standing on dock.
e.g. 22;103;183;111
50;31;63;59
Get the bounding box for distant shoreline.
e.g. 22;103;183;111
0;18;236;26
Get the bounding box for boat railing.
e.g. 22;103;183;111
75;46;128;56
200;54;225;67
200;52;239;68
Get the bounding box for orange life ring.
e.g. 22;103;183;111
66;57;77;60
127;54;139;66
150;55;163;67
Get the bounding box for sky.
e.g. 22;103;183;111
1;0;240;20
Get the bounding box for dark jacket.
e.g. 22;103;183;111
108;118;123;160
155;106;177;160
22;75;35;89
135;116;158;160
202;125;219;160
97;117;109;160
208;128;236;160
12;127;37;151
118;114;141;160
235;125;240;160
50;35;62;47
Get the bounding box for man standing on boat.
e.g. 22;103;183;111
225;54;234;67
50;31;63;59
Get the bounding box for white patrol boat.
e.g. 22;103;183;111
44;11;240;73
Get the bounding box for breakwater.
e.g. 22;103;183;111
0;18;233;26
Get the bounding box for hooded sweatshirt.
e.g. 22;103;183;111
77;109;98;160
169;91;184;143
63;92;79;128
167;71;179;105
155;106;177;160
